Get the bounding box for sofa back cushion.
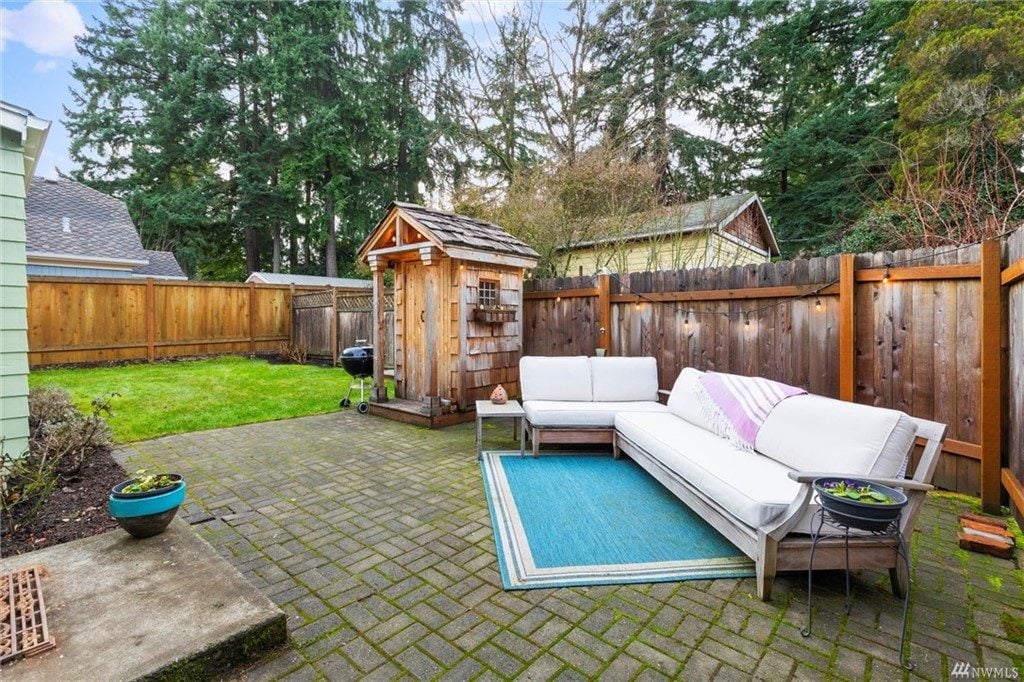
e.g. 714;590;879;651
666;367;715;431
520;356;592;401
590;357;659;402
755;395;917;477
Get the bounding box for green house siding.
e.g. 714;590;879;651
1;127;30;457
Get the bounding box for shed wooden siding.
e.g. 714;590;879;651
392;257;523;407
0;127;30;457
455;260;524;406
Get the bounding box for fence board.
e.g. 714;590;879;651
522;240;1007;497
27;278;302;366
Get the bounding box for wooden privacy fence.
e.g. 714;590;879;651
291;289;395;368
27;277;299;366
524;231;1024;519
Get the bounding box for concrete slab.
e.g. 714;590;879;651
1;518;286;681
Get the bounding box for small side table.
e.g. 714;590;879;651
802;508;913;670
475;400;526;460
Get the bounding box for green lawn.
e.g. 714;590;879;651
29;356;392;443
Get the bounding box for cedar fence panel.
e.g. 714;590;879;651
525;234;1024;503
291;290;395;369
1005;228;1024;525
27;277;305;366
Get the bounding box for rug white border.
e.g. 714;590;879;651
480;451;755;590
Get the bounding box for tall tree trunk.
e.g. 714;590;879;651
288;228;298;271
272;223;282;272
245;226;259;274
324;193;337;277
651;0;670;192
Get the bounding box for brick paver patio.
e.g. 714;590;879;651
116;412;1024;681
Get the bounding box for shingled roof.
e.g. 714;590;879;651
367;202;540;261
135;250;187;279
571;192;779;255
25;177;186;278
26;177;147;261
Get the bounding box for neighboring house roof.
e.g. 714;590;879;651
359;202;540;267
246;272;372;289
135;250;187;279
26;177;147;262
568;192;780;256
24;177;186;278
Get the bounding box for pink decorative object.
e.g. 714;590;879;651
490;384;508;405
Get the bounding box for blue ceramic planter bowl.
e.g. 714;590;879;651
109;481;187;538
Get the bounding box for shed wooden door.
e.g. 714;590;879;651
401;259;425;399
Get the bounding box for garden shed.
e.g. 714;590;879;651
358;202;539;426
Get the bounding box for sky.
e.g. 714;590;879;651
0;0;708;182
1;0;91;178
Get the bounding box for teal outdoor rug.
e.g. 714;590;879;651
480;452;754;590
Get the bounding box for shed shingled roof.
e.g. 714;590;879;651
388;202;539;260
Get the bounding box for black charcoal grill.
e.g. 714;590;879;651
339;342;373;413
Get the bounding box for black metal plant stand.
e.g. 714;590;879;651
801;507;914;670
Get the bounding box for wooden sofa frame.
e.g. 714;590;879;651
613;415;947;601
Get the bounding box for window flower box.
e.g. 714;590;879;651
472;305;517;324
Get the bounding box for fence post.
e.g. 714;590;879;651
330;287;339;366
289;284;295;345
838;254;856;401
980;238;1003;513
597;273;612;356
248;281;257;355
146;277;155;362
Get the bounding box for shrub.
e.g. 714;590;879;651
278;342;309;365
1;388;115;533
29;387;114;476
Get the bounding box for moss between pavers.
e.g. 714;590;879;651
139;612;287;682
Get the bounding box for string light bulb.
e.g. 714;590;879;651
635;300;641;311
815;297;822;311
882;265;891;284
555;295;561;303
744;312;751;327
683;309;691;326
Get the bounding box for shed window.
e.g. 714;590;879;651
478;280;499;307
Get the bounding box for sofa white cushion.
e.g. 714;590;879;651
524;400;667;428
615;412;802;528
666;367;714;431
755;395;917;478
590;357;659;402
520;356;592;402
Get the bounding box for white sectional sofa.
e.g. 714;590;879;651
517;356;948;601
519;356;667;456
614;367;947;600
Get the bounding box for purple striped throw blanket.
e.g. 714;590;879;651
696;372;806;451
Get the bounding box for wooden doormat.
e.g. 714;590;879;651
958;513;1016;560
1;565;56;664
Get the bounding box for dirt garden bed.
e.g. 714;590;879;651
2;449;125;556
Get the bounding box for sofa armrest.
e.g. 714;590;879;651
786;471;934;492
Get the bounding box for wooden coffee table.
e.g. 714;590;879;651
475;400;526;460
